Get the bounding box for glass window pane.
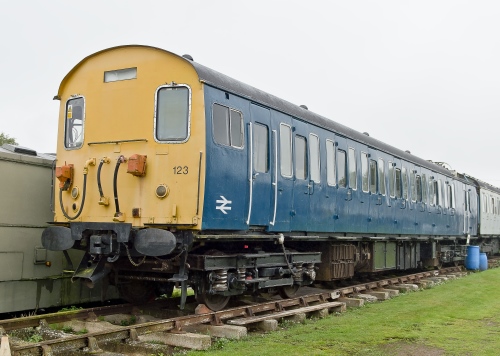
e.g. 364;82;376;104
229;110;243;147
361;152;369;192
416;175;422;202
65;97;85;149
410;172;417;202
213;104;229;145
436;181;441;205
378;159;386;195
295;136;307;180
348;148;357;189
309;134;320;183
422;174;427;204
253;123;268;173
280;124;292;177
338;150;347;187
389;162;395;197
326;140;336;186
429;180;435;205
395;168;402;198
156;86;189;141
369;160;377;194
402;167;408;199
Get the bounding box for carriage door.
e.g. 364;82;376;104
247;104;272;227
290;118;311;231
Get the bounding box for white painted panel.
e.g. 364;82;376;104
0;252;23;281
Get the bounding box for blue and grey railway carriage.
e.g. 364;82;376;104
41;46;496;311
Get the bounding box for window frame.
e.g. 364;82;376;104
279;123;293;178
154;84;192;144
64;95;86;150
326;139;336;186
294;135;308;180
402;166;408;200
378;158;386;196
348;147;357;190
211;103;244;149
389;161;395;198
253;122;269;173
337;149;347;188
309;133;321;183
361;151;369;193
369;159;377;194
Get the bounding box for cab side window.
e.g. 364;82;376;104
64;97;85;149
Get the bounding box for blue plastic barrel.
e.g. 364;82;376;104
465;245;480;270
479;253;488;271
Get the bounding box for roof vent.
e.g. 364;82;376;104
2;143;37;156
299;105;308;110
182;54;193;61
405;150;411;154
363;132;370;136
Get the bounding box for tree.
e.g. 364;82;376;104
0;132;18;146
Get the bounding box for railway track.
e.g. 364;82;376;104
0;265;490;355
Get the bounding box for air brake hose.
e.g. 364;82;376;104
97;159;105;200
113;155;126;215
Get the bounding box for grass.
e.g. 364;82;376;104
188;268;500;356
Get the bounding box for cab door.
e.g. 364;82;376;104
247;103;272;227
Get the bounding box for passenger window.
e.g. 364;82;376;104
253;123;269;173
378;159;386;196
402;167;408;200
361;152;369;192
369;160;377;194
416;175;422;202
388;162;395;198
295;135;307;180
437;180;442;206
212;104;243;148
337;150;347;188
156;85;190;142
449;185;455;209
422;174;428;204
442;180;447;208
326;140;336;186
395;168;402;198
429;180;436;206
410;172;417;202
309;134;320;183
348;148;357;189
64;96;85;149
279;124;292;177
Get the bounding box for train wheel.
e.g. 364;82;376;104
278;284;300;299
118;280;155;304
195;292;230;311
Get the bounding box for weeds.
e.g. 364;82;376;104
120;315;136;326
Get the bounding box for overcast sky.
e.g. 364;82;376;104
1;1;500;184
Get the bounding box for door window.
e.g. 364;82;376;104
253;123;269;173
279;124;293;177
